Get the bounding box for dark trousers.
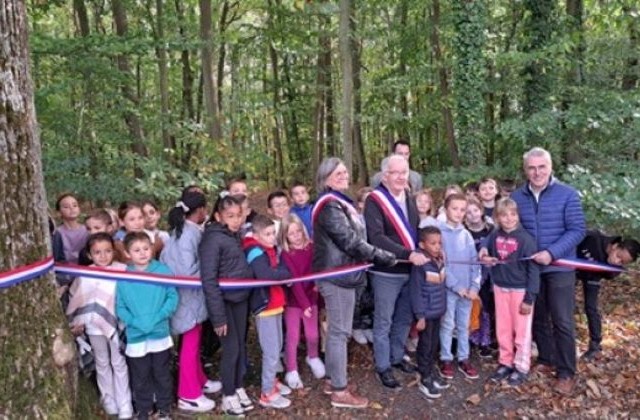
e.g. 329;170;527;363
128;348;173;418
582;279;602;349
416;319;440;380
220;300;248;396
533;271;576;379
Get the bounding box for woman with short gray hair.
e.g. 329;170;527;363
312;157;396;409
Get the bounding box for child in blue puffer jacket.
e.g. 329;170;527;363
410;226;451;400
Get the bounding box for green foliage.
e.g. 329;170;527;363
566;164;640;239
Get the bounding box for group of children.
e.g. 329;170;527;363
52;174;639;417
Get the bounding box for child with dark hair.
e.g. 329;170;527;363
67;233;133;418
576;231;640;360
199;194;255;416
142;199;170;244
116;231;178;420
410;226;451;399
160;191;221;413
114;201;163;263
78;209;115;266
478;177;500;220
242;214;293;409
289;182;314;237
267;190;290;236
54;193;89;264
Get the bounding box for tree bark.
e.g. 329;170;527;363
155;0;174;152
1;1;76;416
112;0;148;164
431;0;460;168
351;6;367;185
622;5;639;90
339;0;354;173
199;0;223;141
174;0;194;121
311;18;330;179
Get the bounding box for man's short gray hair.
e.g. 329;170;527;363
381;154;407;173
523;147;552;166
316;157;344;192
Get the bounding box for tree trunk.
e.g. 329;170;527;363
155;0;174;152
339;0;354;173
175;0;194;122
311;19;330;179
269;36;286;188
199;0;223;141
622;5;639;90
431;0;460;168
1;1;76;416
112;0;147;165
351;7;367;185
563;0;585;164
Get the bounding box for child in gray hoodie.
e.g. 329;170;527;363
437;193;481;381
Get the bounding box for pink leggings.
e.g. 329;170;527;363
177;323;208;399
284;305;320;372
493;286;534;373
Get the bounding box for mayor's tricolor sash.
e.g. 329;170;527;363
311;190;360;226
368;185;417;250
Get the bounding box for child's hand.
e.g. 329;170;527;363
303;307;312;318
70;324;85;336
519;302;533;315
467;290;479;301
458;289;468;298
480;255;499;266
416;318;426;331
214;324;228;337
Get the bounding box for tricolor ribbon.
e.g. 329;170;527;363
0;256;55;289
0;254;631;291
52;262;373;290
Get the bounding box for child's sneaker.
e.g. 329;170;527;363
458;360;479;379
363;329;374;343
507;370;528;386
330;389;368;409
490;365;514;383
285;370;304;389
431;375;451;390
418;378;442;399
275;380;292;396
235;388;254;411
478;346;493;359
352;329;368;345
259;388;292;409
157;412;172;420
439;361;455;379
306;356;326;379
203;379;222;394
323;380;357;395
178;395;216;413
222;395;245;417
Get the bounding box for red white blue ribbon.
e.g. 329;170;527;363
54;262;372;290
311;190;359;226
0;256;55;289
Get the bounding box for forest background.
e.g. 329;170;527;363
31;0;640;236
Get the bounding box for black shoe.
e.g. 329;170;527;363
478;346;493;359
431;375;451;390
377;369;402;390
418;378;442;399
392;360;417;374
581;347;601;361
490;365;514;383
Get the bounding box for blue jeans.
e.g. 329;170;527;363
440;290;472;362
371;272;413;372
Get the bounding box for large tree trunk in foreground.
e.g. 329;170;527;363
0;1;76;417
